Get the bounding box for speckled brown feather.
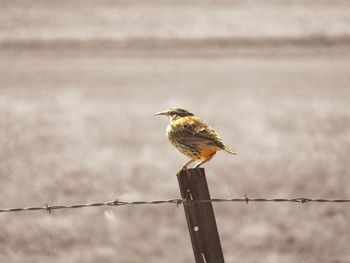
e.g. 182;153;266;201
167;116;235;161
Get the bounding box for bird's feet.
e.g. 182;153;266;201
194;159;209;169
181;159;195;171
194;163;202;169
181;165;188;170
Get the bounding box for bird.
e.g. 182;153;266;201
154;108;236;169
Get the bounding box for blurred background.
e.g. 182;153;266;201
0;1;350;262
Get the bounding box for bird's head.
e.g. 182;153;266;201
154;108;194;120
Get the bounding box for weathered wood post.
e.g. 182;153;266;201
177;168;225;263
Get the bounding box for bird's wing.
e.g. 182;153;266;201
175;117;225;149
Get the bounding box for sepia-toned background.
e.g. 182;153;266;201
1;1;350;262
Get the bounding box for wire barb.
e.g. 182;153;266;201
176;199;183;208
245;194;249;204
46;204;52;214
0;197;349;214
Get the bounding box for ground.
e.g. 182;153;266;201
0;47;349;263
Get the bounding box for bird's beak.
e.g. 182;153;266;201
153;110;169;116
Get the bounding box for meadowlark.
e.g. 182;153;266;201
154;108;236;169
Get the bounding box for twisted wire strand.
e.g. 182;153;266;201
1;197;349;214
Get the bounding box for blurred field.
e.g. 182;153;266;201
2;0;350;44
1;1;350;263
0;47;350;263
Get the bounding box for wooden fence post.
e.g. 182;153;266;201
177;168;225;263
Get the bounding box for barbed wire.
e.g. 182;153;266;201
1;196;350;214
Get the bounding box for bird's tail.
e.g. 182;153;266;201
223;145;237;155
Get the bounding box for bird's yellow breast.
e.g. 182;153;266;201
169;140;218;160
